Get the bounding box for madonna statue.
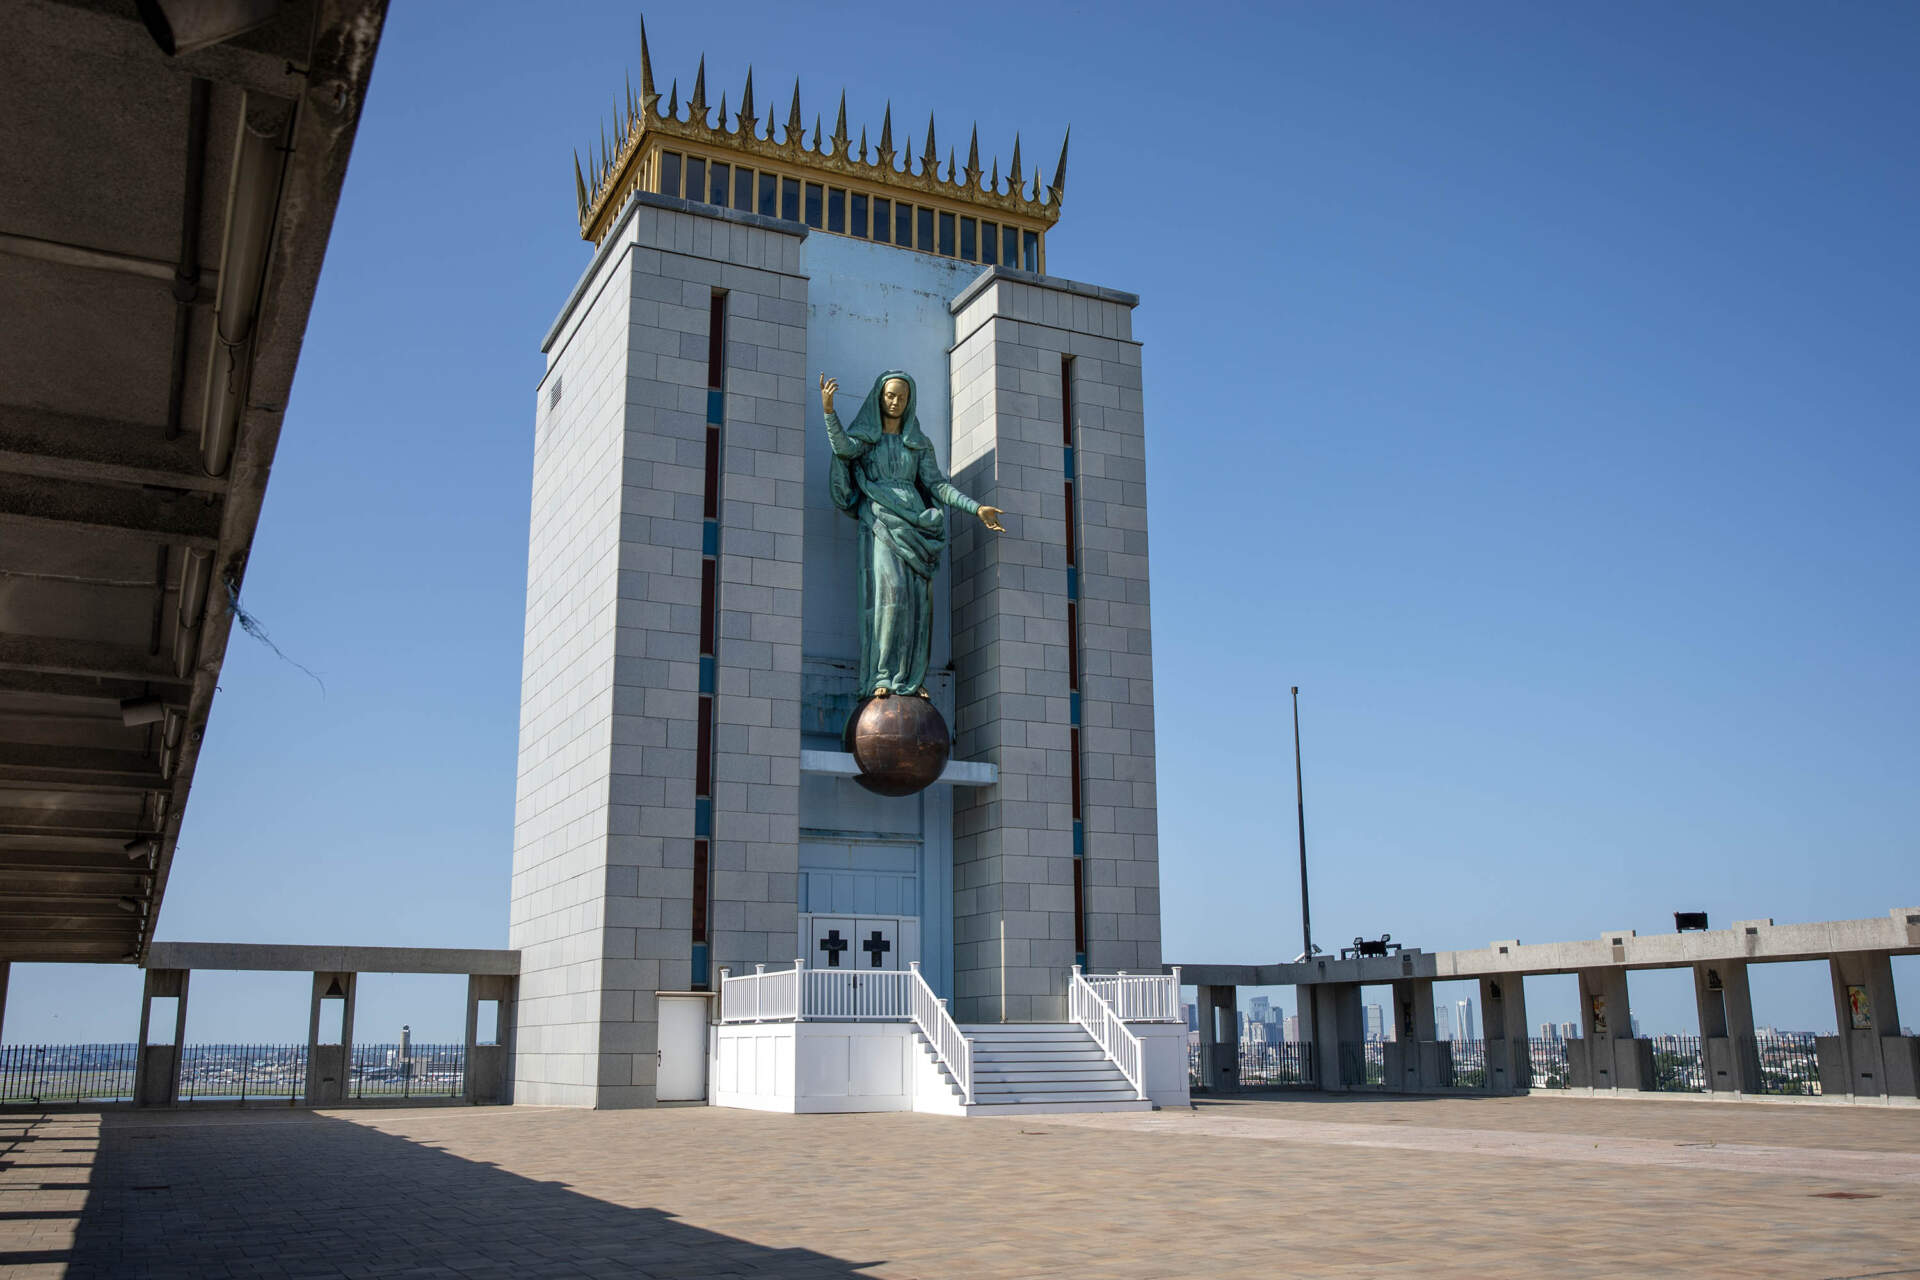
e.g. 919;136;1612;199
820;370;1003;701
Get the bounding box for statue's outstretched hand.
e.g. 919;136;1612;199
819;373;837;417
977;505;1005;533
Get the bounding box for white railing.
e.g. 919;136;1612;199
715;961;974;1104
1070;965;1148;1101
718;963;801;1023
798;966;911;1019
908;961;973;1105
1082;967;1183;1023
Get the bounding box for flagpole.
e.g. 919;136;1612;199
1292;686;1312;960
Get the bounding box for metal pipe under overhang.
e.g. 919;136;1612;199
200;93;291;479
173;545;213;676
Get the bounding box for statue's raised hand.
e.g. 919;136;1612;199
819;373;837;417
978;505;1005;533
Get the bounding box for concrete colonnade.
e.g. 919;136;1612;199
128;943;521;1108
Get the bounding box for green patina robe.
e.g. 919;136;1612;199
825;370;980;698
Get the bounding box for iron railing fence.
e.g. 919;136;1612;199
1335;1041;1388;1087
1752;1031;1822;1096
1450;1038;1488;1089
1529;1037;1572;1089
0;1043;137;1104
1650;1035;1708;1092
1188;1040;1317;1089
349;1044;466;1099
178;1044;309;1103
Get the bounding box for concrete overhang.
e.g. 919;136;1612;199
0;0;388;963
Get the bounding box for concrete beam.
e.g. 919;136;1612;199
144;941;521;975
0;668;194;703
0;472;222;550
0;404;227;494
1172;909;1920;987
0;743;166;792
0;809;147;838
0;633;185;686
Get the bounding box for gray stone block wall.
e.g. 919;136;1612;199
946;269;1158;1021
511;193;806;1107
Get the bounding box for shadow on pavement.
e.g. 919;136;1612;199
52;1109;882;1279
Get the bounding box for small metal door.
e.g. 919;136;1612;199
656;994;709;1102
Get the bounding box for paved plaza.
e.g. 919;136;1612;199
7;1095;1919;1279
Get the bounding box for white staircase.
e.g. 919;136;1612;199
921;1024;1153;1115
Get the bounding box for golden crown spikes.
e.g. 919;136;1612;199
574;19;1070;246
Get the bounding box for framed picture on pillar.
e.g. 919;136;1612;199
1590;993;1608;1035
1847;985;1872;1030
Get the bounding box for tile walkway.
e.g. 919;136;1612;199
5;1093;1919;1278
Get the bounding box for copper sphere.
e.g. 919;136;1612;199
846;695;951;796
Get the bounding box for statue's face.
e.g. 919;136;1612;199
881;378;910;419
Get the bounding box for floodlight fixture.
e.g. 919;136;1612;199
137;0;282;57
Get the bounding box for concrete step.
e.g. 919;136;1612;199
974;1078;1134;1095
965;1091;1149;1108
973;1050;1111;1065
960;1023;1082;1033
963;1098;1153;1116
973;1068;1131;1084
971;1042;1107;1055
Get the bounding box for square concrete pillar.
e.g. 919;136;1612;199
305;971;357;1106
133;969;189;1107
464;975;518;1105
1826;950;1901;1097
1196;984;1239;1093
1479;974;1530;1092
1305;983;1363;1090
1577;966;1650;1090
1693;961;1761;1093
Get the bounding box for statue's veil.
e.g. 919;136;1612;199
830;370;931;514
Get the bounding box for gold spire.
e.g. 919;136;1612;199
573;28;1070;247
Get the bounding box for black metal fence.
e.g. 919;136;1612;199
1188;1039;1317;1089
1753;1030;1822;1096
1529;1037;1572;1088
349;1043;466;1099
0;1042;473;1107
1650;1035;1708;1092
0;1044;137;1104
179;1044;309;1103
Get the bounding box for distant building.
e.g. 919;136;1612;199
1538;1021;1557;1042
1186;1003;1198;1032
1630;1015;1641;1038
1434;1005;1453;1042
1249;996;1270;1023
1455;997;1476;1042
1364;1003;1385;1043
1283;1014;1301;1044
1558;1021;1578;1040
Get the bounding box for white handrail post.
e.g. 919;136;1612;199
717;968;729;1023
794;958;805;1021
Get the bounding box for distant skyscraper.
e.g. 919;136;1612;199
1249;996;1270;1023
1630;1015;1641;1038
1364;1003;1385;1043
1539;1021;1556;1042
1186;1003;1199;1032
1434;1005;1453;1042
1558;1021;1577;1040
1456;997;1476;1042
1283;1014;1301;1044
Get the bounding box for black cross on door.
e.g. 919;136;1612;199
862;930;891;969
818;929;848;968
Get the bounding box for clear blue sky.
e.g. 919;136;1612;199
22;1;1918;1043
